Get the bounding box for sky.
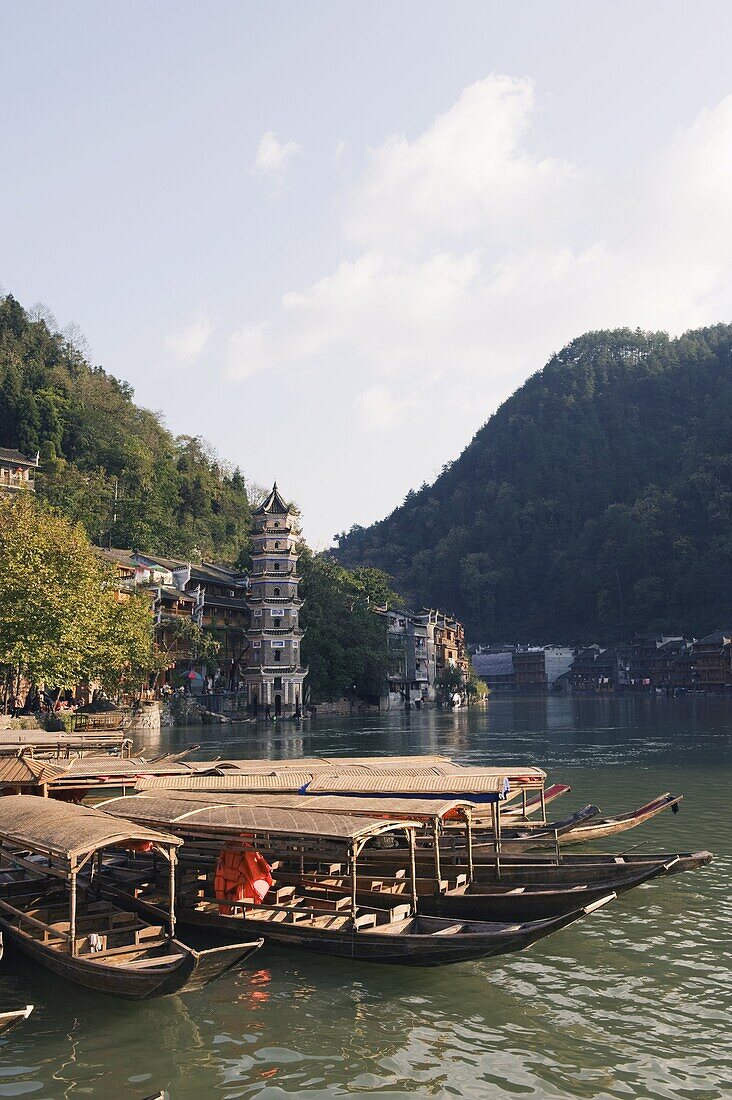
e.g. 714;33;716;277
2;1;732;545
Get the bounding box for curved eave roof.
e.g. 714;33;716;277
305;770;512;799
99;794;420;843
0;795;181;863
127;788;475;822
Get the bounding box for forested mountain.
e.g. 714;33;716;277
0;294;252;560
335;326;732;642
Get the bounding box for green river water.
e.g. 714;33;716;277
0;695;729;1099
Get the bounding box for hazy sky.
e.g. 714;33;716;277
2;2;732;544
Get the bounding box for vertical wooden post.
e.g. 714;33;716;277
169;847;177;939
69;865;77;956
349;844;357;920
408;829;418;914
522;789;527;818
432;819;442;892
491;803;501;880
465;809;474;885
540;785;547;824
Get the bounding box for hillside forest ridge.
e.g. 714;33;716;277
0;293;401;705
335;326;732;643
4;292;732;650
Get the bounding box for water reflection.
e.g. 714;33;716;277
0;697;730;1097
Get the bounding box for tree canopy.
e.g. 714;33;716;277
0;493;162;697
335;326;732;642
0;294;253;560
299;550;399;702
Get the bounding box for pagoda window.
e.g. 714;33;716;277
273;587;280;597
274;651;281;662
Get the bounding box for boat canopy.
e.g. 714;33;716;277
0;795;181;865
217;754;453;772
99;794;421;846
127;788;476;823
305;769;512;801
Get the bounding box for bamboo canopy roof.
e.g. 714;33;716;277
217;754;454;772
305;769;513;798
56;758;206;779
0;756;66;786
0;795;182;864
100;794;420;845
127;788;475;822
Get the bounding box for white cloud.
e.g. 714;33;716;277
227;324;269;380
254;131;302;178
355;383;424;431
227;80;732;501
346;75;576;254
165;313;212;361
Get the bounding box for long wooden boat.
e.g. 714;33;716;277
0;796;262;1000
98;795;615;966
0;1004;33;1035
470;792;682;846
502;782;570;815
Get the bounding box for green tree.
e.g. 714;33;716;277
299;551;399;703
0;494;161;703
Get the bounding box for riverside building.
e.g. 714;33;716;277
242;484;307;717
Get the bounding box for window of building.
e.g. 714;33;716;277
254;609;262;617
274;542;280;549
274;651;281;662
271;640;285;648
271;609;284;618
274;563;280;571
273;587;280;596
252;641;261;648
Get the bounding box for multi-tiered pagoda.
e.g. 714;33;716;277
243;484;307;717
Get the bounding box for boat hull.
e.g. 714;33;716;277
0;921;262;1000
154;895;614;966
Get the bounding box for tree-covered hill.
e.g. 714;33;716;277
0;294;252;560
335;326;732;642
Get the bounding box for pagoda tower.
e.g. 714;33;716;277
243;484;307;717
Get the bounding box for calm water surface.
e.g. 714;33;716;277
0;696;730;1099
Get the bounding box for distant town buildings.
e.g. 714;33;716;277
0;448;38;494
97;484;307;717
472;632;732;694
242;484;307;719
376;607;469;709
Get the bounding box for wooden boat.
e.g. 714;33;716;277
0;1004;33;1035
441;792;683;858
98;795;615;966
0;796;262;1000
0;931;34;1035
502;782;570;818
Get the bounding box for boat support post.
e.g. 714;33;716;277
348;843;358;919
69;863;77;956
432;819;442;892
168;846;177;939
465;808;474;885
540;786;547;824
408;829;418;913
491;803;501;879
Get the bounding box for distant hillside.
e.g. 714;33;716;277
335;326;732;641
0;294;252;561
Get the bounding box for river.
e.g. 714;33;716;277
0;695;729;1098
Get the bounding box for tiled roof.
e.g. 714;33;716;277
253;482;290;516
0;447;36;466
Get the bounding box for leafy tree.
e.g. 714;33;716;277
0;294;254;561
0;494;161;702
299;550;399;702
335;325;732;642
